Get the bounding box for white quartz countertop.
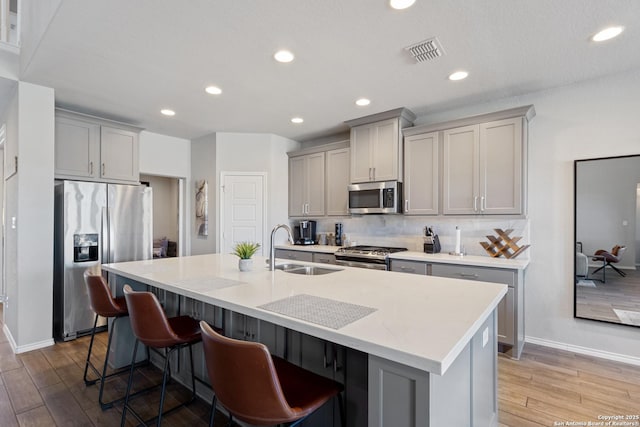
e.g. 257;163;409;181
274;244;342;254
389;251;529;270
102;253;506;375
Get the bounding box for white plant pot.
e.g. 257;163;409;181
238;258;253;272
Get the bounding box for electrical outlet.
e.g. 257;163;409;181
482;327;489;347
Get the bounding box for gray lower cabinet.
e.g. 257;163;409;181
369;311;497;427
274;248;314;262
281;330;367;427
276;249;336;265
313;252;336;264
390;259;524;359
389;259;431;275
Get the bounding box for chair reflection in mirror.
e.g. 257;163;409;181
592;245;627;283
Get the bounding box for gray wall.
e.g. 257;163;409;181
190;133;217;255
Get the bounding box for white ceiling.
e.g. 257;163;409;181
19;0;640;142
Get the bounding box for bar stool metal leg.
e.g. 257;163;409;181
84;315;146;410
121;338;141;427
83;315;101;386
121;342;199;427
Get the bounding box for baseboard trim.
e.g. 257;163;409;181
3;324;55;354
525;336;640;367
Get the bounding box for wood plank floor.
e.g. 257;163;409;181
576;266;640;325
1;311;640;426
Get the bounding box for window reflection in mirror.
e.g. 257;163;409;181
574;154;640;327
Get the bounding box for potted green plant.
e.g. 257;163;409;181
232;241;261;271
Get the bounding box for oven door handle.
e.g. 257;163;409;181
335;259;388;270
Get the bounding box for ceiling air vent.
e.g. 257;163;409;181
405;37;444;63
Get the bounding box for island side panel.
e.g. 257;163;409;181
471;311;498;427
368;310;498;427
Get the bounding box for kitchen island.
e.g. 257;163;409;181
103;253;506;427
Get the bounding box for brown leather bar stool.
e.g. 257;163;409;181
121;284;202;427
200;321;344;427
83;269;132;410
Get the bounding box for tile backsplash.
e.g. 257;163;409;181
295;215;530;258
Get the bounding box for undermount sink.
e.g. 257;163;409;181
275;263;342;275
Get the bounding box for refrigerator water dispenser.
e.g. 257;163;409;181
73;233;99;262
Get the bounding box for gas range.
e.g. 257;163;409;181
334;245;408;270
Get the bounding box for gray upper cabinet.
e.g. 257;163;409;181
350;118;399;183
479;118;523;214
55;109;141;184
325;147;350;216
443;117;523;215
404;131;439;215
402;106;534;216
443;124;480;215
288;152;325;217
346;108;415;184
100;126;140;183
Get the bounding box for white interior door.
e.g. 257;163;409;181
220;173;266;256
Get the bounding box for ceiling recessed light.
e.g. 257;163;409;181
355;98;371;106
160;109;176;116
291;117;304;124
274;50;295;63
448;71;469;81
390;0;416;10
592;26;624;42
205;86;222;95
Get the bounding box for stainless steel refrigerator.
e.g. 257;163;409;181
53;180;152;341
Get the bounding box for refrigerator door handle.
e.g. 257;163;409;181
108;207;115;264
101;207;109;264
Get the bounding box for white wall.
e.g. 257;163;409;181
189;132;299;255
140;174;179;243
139;131;191;255
408;69;640;358
0;81;55;351
18;0;62;75
139;131;191;178
214;133;299;252
2;86;17;332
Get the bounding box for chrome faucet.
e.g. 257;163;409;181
269;224;294;271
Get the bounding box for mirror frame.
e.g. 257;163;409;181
574;154;640;327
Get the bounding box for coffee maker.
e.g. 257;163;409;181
295;220;317;245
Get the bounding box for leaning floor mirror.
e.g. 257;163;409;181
574;154;640;326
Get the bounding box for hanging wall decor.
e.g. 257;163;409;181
195;179;208;236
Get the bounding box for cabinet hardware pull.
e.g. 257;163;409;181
102;163;105;176
474;196;478;211
368;167;372;181
333;343;343;373
401;267;414;272
302;203;305;215
481;196;485;212
405;200;409;212
373;167;376;181
459;273;479;278
89;162;93;175
323;342;331;368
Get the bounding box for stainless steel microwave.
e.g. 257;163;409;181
348;181;403;214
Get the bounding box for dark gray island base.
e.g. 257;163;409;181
103;254;503;427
